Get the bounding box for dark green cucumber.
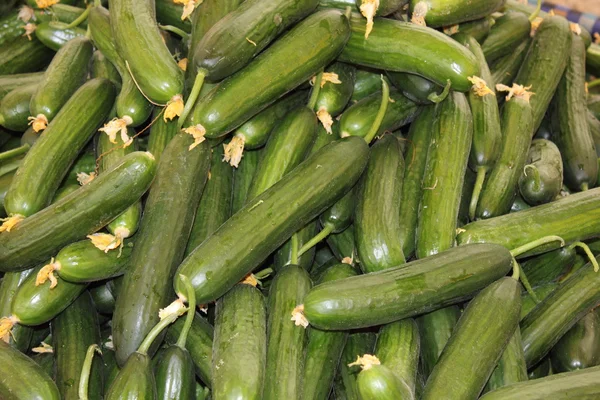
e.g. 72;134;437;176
521;258;600;367
351;68;384;103
304;243;513;330
514;16;572;133
64;152;97;185
534;117;554;141
458;187;600;257
110;0;183;104
187;10;350;137
232;148;261;213
408;0;505;28
193;0;319;81
356;363;413;400
386;72;442;105
587;43;600;76
520;245;577;288
155;0;192;33
52;291;102;400
355;134;405;273
0;171;13;216
175;137;369;303
32;352;55;378
335;332;377;400
480;365;600;399
490;38;530;87
417;92;472;258
0;151;156;271
0;10;28;47
313;62;356;131
327;224;357;262
518;139;563;205
482;11;531;63
475;87;533;219
105;352;156;399
147;107;177;162
91;50;121;88
550;309;600;373
528;357;552;380
485;327;528;392
275;222;319;271
553;33;598;191
4;78;114;219
35;21;86;51
0;34;54;75
320;188;355;235
264;265;312;400
417;306;461;381
89;282;116;314
521;283;560;319
0;72;44;101
0;269;33;352
213;283;266;399
455;16;495;43
339;13;479;92
112;133;210;365
154;345;196;400
0;83;37;131
0;340;60;399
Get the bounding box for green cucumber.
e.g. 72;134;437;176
0;151;156;271
52;291;103;399
514;15;572;133
154;346;196;400
455;16;496;43
520;245;577;288
213;283;266;399
355;134;405;273
0;269;34;352
264;265;312;400
32;4;89;27
587;43;600;76
339;13;479;92
335;332;377;400
155;0;192;33
0;34;54;75
105;352;156;399
553;33;598;191
417;92;472;258
32;352;55;378
0;72;44;101
0;340;60;399
386;72;442;105
528;357;552;380
475;85;533;219
0;9;28;47
490;38;530;87
0;171;13;216
90;50;122;88
147;107;177;162
521;283;560;319
232;148;261;213
110;0;184;104
356;362;413;400
482;11;531;63
193;0;319;81
35;21;86;51
313;62;356;132
112;133;210;365
408;0;505;28
534;117;554;141
550;309;600;373
304;243;513;330
0;83;37;131
351;68;384;102
327;224;357;262
64;152;97;185
187;9;350;138
518;139;564;205
485;327;528;392
89;282;116;314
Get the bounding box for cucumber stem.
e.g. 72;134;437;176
298;223;335;257
511;257;520;281
529;0;542;21
253;267;273;280
158;24;190;42
291;233;299;265
581;182;589;191
176;275;196;349
518;263;540;303
0;143;30;163
363;76;390;144
589;79;600;89
427;80;452;103
308;70;324;110
469;167;487;221
178;68;207;129
62;5;90;29
78;344;101;400
510;235;565;258
524;164;541;192
138;301;187;355
567;242;599;272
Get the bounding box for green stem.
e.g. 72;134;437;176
78;344;101;400
138;303;187;355
363;76;390;144
178;68;207;129
307;69;324;110
0;143;30;163
62;6;90;29
344;6;352;20
589;79;600;89
529;0;542;21
581;182;589;191
176;275;196;349
568;242;600;272
158;24;190;42
427;80;452;103
524;164;541;192
291;233;299;265
469;167;487;221
298;223;335;257
94;0;101;6
518;262;539;303
510;235;565;258
511;257;520;281
253;267;273;280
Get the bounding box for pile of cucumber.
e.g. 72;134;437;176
1;0;600;398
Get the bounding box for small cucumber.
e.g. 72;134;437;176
0;83;38;131
0;72;44;101
351;68;385;102
482;11;531;63
0;9;29;47
155;0;192;33
518;139;563;205
313;62;356;133
335;332;377;400
327;224;357;262
485;327;528;392
408;0;505;28
35;21;86;51
154;345;196;400
89;282;116;314
550;309;600;373
417;307;461;381
356;362;413;400
32;4;89;27
386;72;442;105
0;269;34;352
490;38;530;87
0;35;53;75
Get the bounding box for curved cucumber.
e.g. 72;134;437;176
0;83;37;131
35;21;86;51
550;309;600;373
482;11;531;63
519;139;563;205
386;72;442;105
408;0;505;28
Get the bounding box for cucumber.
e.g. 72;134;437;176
386;72;442;105
335;332;377;400
528;357;552;380
90;50;122;88
64;152;97;185
32;352;55;378
355;134;405;273
455;16;495;43
193;0;319;81
482;11;531;63
0;340;60;399
518;139;564;205
355;0;406;38
398;106;433;258
0;83;37;131
0;34;54;75
154;346;196;400
408;0;505;28
339;88;419;138
417;91;472;258
320;0;358;9
475;85;533;219
89;282;116;314
356;361;413;400
32;4;89;27
52;291;103;400
480;365;600;399
550;310;600;373
588;43;600;76
187;9;350;138
275;222;319;272
351;68;384;103
105;352;156;399
521;259;600;367
553;33;598;191
213;283;266;399
417;307;461;381
147;107;177;162
232;148;261;213
174;136;369;304
521;283;560;319
264;265;312;400
422;277;521;400
339;13;479;92
514;16;572;133
520;245;577;288
327;224;357;262
35;21;86;51
0;269;34;352
155;0;192;33
490;38;530;87
485;327;528;392
313;62;356;133
0;9;28;47
303;243;513;330
0;72;44;101
0;151;156;271
112;133;210;366
458;188;600;257
110;0;184;104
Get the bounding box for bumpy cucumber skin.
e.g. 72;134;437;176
485;328;528;392
357;364;414;400
518;139;563;205
482;11;531;63
334;332;377;400
0;35;54;75
0;269;34;352
154;346;196;400
417;306;461;380
0;83;37;131
105;353;157;399
550;310;600;373
409;0;506;28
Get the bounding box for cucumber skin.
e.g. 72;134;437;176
409;0;506;28
112;134;210;366
351;69;384;103
490;39;530;87
550;310;600;373
213;284;266;400
456;16;495;43
0;270;34;352
521;246;575;289
155;0;192;33
0;35;54;75
232;148;261;213
0;340;60;400
89;282;116;314
303;243;513;330
314;62;356;117
518;139;563;206
0;72;44;101
52;291;103;400
485;328;528;392
0;83;37;132
357;364;414;400
339;13;480;92
263;265;312;400
105;353;157;399
335;332;377;400
417;92;472;258
386;72;441;105
35;22;86;51
187;9;350;138
482;11;531;63
147;107;178;163
417;307;461;381
174;137;369;304
154;346;196;400
91;50;122;87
